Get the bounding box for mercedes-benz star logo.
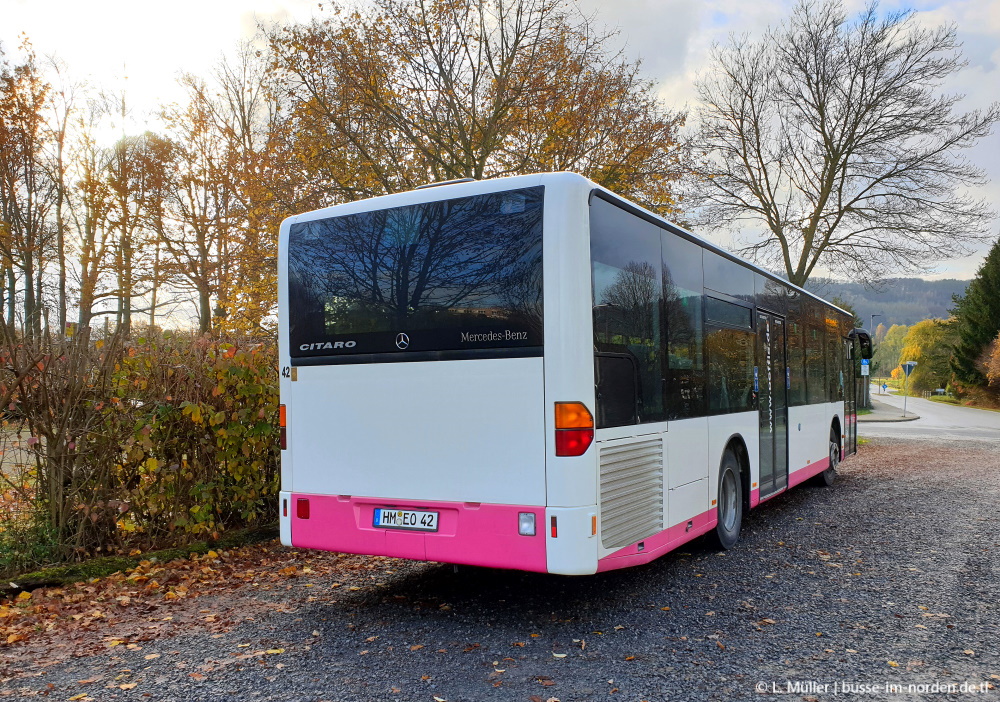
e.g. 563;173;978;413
395;333;410;350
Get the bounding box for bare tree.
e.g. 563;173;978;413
160;75;236;334
0;42;55;339
105;130;174;336
159;48;296;335
690;0;999;287
68;101;115;330
205;44;302;333
42;56;79;335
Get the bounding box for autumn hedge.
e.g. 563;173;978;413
0;330;279;578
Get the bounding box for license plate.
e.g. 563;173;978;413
373;508;439;532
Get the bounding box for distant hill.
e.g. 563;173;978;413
803;277;969;329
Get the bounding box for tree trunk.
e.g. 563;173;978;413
149;242;160;330
78;272;95;330
56;181;67;335
23;259;35;342
199;285;212;334
120;242;132;337
35;263;44;341
6;269;15;327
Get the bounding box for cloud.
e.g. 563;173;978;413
582;0;999;279
576;0;792;106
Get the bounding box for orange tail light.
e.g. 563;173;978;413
554;402;594;456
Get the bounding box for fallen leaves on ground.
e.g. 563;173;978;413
0;541;388;671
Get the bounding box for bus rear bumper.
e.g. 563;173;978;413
284;493;548;573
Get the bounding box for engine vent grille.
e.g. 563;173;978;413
599;438;664;550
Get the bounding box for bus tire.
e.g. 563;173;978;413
714;450;743;550
815;429;839;487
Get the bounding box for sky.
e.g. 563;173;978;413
2;0;998;280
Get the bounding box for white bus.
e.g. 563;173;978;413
277;172;872;575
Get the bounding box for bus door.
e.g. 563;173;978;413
756;312;789;496
844;338;858;456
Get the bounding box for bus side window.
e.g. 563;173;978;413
705;325;755;414
827;325;843;401
595;353;638;427
590;197;665;427
662;231;705;420
786;317;806;406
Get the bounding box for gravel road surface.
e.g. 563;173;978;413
3;437;998;701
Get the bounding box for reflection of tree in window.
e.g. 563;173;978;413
663;267;704;418
826;324;842;400
663;268;692;367
498;252;544;338
287;188;543;341
594;260;664;422
805;325;826;403
787;318;805;406
598;261;658;344
706;328;755;413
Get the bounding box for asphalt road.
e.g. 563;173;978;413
862;388;1000;442
4;438;999;701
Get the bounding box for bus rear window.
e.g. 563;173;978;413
288;186;544;361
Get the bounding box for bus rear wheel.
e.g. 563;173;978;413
815;429;839;487
714;450;743;550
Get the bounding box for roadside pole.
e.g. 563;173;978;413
860;358;871;408
868;314;882;409
901;362;918;417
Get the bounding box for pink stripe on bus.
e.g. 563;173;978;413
289;494;548;573
752;457;833;506
596;507;718;572
598;455;837;572
753;456;835;507
787;456;831;488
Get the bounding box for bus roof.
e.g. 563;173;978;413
283;171;852;320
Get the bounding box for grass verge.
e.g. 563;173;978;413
927;395;960;405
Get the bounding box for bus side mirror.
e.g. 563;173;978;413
859;337;873;360
849;329;873;360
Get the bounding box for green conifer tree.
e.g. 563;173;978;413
950;235;1000;386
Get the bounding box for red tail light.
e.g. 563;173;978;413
296;498;310;519
555;429;594;456
279;404;287;450
554;402;594;456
